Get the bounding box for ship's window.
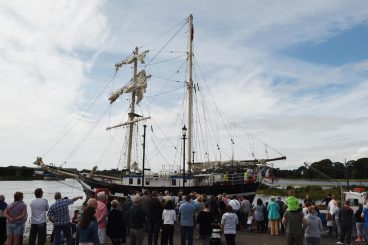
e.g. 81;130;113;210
172;179;176;186
347;199;359;206
145;180;149;185
129;178;133;184
137;178;141;185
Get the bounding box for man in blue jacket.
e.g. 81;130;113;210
179;195;197;245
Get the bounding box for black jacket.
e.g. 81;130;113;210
149;198;163;222
107;208;126;239
128;205;146;229
339;206;353;225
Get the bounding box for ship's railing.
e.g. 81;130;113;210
195;172;257;186
215;172;257;185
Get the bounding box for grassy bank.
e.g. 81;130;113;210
257;184;342;201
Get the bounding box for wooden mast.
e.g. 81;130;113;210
127;46;139;172
187;14;194;173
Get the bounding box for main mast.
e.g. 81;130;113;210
187;14;194;173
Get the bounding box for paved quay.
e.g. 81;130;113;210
125;226;342;245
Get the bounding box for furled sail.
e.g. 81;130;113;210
108;70;151;104
115;50;149;71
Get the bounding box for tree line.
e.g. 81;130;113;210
272;158;368;179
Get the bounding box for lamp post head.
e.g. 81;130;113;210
182;125;187;137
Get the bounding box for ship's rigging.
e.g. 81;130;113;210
40;15;286;176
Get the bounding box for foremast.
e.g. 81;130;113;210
127;47;139;171
109;47;151;173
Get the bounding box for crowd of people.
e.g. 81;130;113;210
0;189;367;245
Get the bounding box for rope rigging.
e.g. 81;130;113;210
43;71;116;157
139;18;188;49
63;105;111;164
191;55;286;159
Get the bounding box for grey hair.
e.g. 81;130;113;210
96;192;106;201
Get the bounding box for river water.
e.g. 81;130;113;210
0;179;85;237
271;179;368;187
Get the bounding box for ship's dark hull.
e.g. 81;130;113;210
78;174;259;202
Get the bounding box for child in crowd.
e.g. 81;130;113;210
71;209;80;243
285;189;300;212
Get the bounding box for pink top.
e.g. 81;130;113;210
95;201;107;229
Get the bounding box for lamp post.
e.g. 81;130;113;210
182;125;187;189
192;151;195;167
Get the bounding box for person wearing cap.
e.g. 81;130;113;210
29;188;49;245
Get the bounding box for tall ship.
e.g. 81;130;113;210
34;15;286;200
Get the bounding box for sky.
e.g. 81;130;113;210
1;0;368;171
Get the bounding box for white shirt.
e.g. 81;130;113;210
30;198;49;224
162;209;176;225
328;199;337;215
302;207;308;218
228;199;240;211
221;212;238;234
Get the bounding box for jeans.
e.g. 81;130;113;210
98;228;106;244
148;220;161;245
180;226;194;245
335;220;341;236
356;222;365;238
242;212;249;230
6;223;24;236
54;223;72;245
29;223;47;245
306;236;320;245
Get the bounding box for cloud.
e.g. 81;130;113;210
1;1;368;172
0;1;108;164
